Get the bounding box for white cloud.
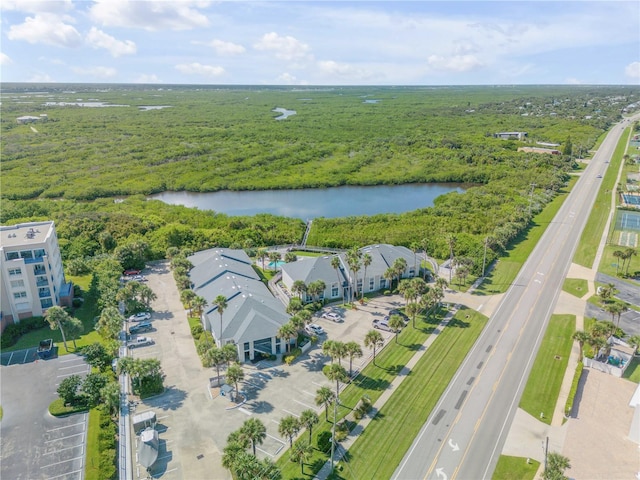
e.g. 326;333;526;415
276;72;307;85
86;27;136;57
90;0;210;31
197;39;246;56
0;53;13;65
625;61;640;79
175;62;225;77
133;74;161;83
316;60;376;81
7;13;82;47
28;73;54;82
1;0;73;13
71;66;117;78
565;77;584;85
254;32;311;61
427;54;484;73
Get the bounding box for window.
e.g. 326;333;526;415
34;265;46;275
39;287;51;298
20;250;33;259
13;291;27;299
331;284;339;298
369;278;375;290
34;249;46;258
36;276;48;286
8;268;22;276
380;278;386;289
6;252;19;260
15;302;30;312
10;280;25;288
40;298;53;309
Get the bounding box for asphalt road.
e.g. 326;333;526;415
393;118;635;480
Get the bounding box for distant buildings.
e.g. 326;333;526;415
16;114;48;124
517;146;561;155
0;221;72;332
494;131;528;140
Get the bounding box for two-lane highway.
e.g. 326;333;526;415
393;117;634;480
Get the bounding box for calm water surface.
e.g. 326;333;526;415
149;184;464;220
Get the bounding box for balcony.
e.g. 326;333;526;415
24;257;44;264
36;278;49;287
33;266;46;276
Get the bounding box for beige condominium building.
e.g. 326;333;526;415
0;221;72;331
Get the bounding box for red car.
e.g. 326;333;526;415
123;269;141;276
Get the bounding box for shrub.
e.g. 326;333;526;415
49;398;88;416
0;316;47;348
317;431;333;453
284;347;302;364
72;298;83;308
564;361;583;417
191;324;204;338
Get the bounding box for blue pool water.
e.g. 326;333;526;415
268;261;286;269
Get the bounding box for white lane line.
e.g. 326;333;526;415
40;455;84;468
46;421;85;432
43;444;83;455
46;468;83;479
45;432;83;443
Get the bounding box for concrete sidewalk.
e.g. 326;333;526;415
314;307;458;479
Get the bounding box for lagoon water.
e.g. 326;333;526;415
149;183;464;220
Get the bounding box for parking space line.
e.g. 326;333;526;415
266;433;286;444
238;408;253;415
22;350;30;363
58;364;87;370
59;357;83;363
152;468;177;478
46;421;85;432
43;444;83;456
45;432;84;443
7;352;14;364
40;455;84;468
46;468;83;479
302;390;316;397
282;409;300;418
56;370;87;378
293;399;316;410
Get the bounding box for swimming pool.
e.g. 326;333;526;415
268;260;286;269
622;193;640;206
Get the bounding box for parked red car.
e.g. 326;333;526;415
123;269;141;276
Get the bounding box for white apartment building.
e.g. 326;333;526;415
0;221;72;331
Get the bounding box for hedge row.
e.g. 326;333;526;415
0;316;46;348
564;361;584;417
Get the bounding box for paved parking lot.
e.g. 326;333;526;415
128;262;406;478
0;352;89;480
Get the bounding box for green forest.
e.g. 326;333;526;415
2;84;639;268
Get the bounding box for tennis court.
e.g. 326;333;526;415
621;193;640;206
612;210;640;247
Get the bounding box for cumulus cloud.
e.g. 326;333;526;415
86;27;136;57
7;13;82;48
427;54;484;73
1;0;73;13
175;62;225;77
90;0;209;31
625;61;640;79
276;72;308;85
254;32;311;61
196;39;246;56
1;53;13;65
317;60;376;81
28;73;54;82
71;66;117;78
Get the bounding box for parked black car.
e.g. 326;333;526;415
129;321;153;334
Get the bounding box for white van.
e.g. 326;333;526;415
128;336;154;349
372;318;393;332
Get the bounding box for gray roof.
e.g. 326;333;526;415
281;255;348;286
359;244;415;278
188;248;289;344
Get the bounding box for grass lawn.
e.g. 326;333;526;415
519;314;575;424
598;244;640;287
85;408;101;480
623;357;640;383
562;278;588;298
475;177;577;295
335;309;488;480
573;127;630;268
276;306;448;478
492;455;540;480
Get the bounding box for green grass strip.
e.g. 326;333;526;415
519;314;575;425
623;357;640;383
332;308;488;479
573;127;630;268
562;278;588;298
84;407;101;480
492;455;540;480
475;177;577;295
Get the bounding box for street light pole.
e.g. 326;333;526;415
528;183;536;217
330;396;337;472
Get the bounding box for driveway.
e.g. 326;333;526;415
0;353;89;480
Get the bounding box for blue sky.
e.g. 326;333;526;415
1;1;639;85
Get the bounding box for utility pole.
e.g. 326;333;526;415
330;395;337;472
482;236;488;277
528;183;536;217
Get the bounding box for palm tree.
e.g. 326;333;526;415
299;409;319;442
222;343;239;366
290;441;314;475
325;363;348;405
277;323;296;353
268;251;281;271
315;386;334;421
623;247;637;276
240;418;266;456
278;415;300;448
65;317;83;350
180;289;196;311
345;341;363;377
45;306;71;351
388;314;405;343
361;253;372;299
393;257;408;288
192;296;207;317
543;452;571;480
297;309;312;326
613;250;624;275
572;330;590;360
290;315;306;337
257;248;268;271
204;347;226;381
383;267;395;292
284;251;297;263
214;294;227;346
331;255;344;303
410;241;420;277
226;363;244;401
406;301;423;329
291;280;307;300
629;335;640;356
364;329;384;366
346;247;362;301
322;340;337;363
447;234;457;284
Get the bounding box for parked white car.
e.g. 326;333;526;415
321;312;342;322
306;324;325;336
128;312;151;322
128;336;154;349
